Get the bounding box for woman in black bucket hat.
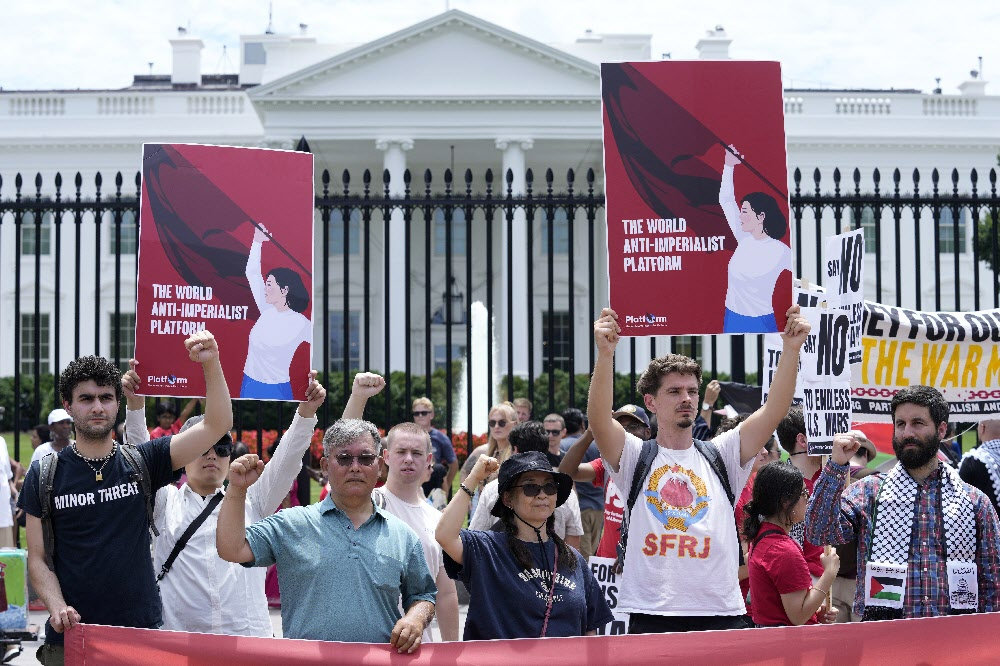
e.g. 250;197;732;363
436;444;612;640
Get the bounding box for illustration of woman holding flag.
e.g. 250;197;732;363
720;145;791;333
240;224;312;399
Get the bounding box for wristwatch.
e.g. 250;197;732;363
701;402;711;411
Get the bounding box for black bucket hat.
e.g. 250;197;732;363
491;451;573;517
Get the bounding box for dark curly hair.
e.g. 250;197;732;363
741;192;787;240
267;268;309;313
509;421;549;454
741;462;804;541
891;385;949;427
59;356;123;406
776;406;805;455
636;354;702;398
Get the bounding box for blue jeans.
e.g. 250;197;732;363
723;308;778;333
240;374;293;400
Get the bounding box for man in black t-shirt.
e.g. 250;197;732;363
18;330;233;666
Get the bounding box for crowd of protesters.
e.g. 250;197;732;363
7;302;1000;665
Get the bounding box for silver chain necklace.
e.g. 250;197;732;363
72;443;118;483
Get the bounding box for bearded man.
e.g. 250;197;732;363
806;385;1000;620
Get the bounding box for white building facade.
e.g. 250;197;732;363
1;10;998;383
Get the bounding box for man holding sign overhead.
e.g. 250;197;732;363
587;305;809;633
806;386;1000;620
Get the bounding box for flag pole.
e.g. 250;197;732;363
721;143;787;201
249;219;313;279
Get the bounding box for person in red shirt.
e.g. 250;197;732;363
558;405;651;560
744;462;839;627
776;407;826;578
148;399;200;439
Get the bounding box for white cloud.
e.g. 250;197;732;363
0;0;996;93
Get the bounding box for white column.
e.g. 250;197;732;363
376;138;413;372
496;138;533;378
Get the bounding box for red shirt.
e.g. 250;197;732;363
735;472;756;609
748;522;817;626
149;422;181;439
801;471;824;578
590;458;625;559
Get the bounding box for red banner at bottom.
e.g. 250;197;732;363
66;612;999;665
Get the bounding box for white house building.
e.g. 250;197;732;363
1;10;998;386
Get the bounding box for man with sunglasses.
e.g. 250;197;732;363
217;418;437;653
542;414;567;466
122;366;327;637
411;397;458;496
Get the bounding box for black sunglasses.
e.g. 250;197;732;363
545;429;562;436
488;419;508;428
412;411;431;417
203;442;233;458
514;481;559;497
333;453;380;467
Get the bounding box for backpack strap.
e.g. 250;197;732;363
157;491;223;581
120;445;159;537
371;488;388;510
692;438;735;507
749;528;786;557
614;439;658;573
38;452;59;572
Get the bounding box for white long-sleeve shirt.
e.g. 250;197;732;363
125;407;316;636
243;239;312;385
720;164;791;317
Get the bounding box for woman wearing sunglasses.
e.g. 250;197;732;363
743;461;840;627
460;402;516;515
437;451;612;639
122;365;327;637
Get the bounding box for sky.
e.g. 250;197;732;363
0;0;997;93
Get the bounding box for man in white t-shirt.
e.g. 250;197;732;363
30;409;75;467
375;422;460;642
0;436;14;547
587;305;809;633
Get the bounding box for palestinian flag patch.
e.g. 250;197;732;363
869;576;903;601
865;561;907;609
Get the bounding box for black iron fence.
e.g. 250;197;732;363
1;165;999;466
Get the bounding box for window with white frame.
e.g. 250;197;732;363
329;311;360;372
542;310;572;373
109;210;138;255
434;208;467;256
539;207;570;255
329;208;361;256
109;313;136;370
20;313;50;375
938;206;967;254
20;211;52;256
847;207;876;253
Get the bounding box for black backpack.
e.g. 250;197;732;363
615;438;738;573
38;445;158;571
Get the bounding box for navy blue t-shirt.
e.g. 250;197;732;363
444;529;612;640
19;437;177;645
429;429;457;465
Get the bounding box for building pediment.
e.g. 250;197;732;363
249;10;600;102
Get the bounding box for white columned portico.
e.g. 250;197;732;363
496;138;533;379
376;138;413;372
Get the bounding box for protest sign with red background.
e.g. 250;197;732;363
135;144;314;400
602;61;792;336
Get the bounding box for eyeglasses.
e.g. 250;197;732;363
545;429;562;437
412;411;431;417
203;442;233;458
488;419;508;428
514;482;559;497
332;453;380;467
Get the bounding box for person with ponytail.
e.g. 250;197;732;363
436;450;612;639
744;461;840;627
